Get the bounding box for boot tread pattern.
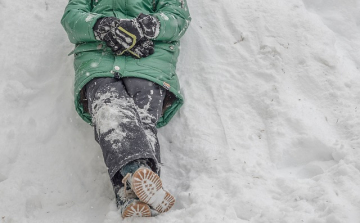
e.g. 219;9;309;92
132;168;175;213
122;201;151;218
155;191;176;213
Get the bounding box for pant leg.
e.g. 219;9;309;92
122;77;166;173
85;78;160;182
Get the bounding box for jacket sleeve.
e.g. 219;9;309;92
152;0;191;41
61;0;104;44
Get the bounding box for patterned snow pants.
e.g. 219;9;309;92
85;77;165;187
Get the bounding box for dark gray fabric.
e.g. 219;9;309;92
86;77;165;185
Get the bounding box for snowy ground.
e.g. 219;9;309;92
1;0;360;222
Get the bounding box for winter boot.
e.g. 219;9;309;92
116;185;152;218
122;167;176;213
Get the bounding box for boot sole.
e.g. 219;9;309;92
122;201;152;218
132;168;175;213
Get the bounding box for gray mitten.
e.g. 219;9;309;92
130;39;155;58
93;17;127;53
94;17;144;55
93;15;159;56
136;14;160;39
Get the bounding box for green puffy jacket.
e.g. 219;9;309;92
61;0;191;128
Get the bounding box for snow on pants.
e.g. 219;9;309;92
85;77;165;185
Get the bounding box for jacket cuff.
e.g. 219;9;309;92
151;13;174;41
75;13;104;43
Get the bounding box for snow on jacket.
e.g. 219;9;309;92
61;0;191;128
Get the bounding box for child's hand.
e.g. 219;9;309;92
128;39;155;58
136;14;160;40
93;17;145;55
93;17;127;53
93;15;158;58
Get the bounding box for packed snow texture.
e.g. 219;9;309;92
1;0;360;222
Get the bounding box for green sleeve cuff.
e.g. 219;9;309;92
61;11;104;44
152;12;191;41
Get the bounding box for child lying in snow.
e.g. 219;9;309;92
61;0;191;218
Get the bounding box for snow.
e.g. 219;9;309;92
1;0;360;222
91;91;135;148
86;14;97;23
